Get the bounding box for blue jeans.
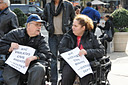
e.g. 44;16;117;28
49;34;63;85
0;54;6;82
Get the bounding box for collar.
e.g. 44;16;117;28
68;29;89;38
0;7;8;15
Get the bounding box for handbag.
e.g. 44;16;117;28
104;27;113;42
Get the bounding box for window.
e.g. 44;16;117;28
10;0;21;4
29;6;36;12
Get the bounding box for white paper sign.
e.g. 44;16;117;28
5;45;35;74
61;47;93;78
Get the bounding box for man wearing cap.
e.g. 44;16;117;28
0;14;52;85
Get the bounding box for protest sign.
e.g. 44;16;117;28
61;47;93;78
5;45;35;74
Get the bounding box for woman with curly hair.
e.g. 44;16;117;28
59;14;104;85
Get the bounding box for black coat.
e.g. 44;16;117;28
0;28;52;63
98;20;114;37
59;30;104;61
42;1;75;35
0;8;19;38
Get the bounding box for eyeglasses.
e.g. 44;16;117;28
0;2;4;4
29;23;43;28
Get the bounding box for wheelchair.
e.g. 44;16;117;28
0;55;51;85
89;56;111;85
58;55;111;85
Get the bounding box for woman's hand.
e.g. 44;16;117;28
9;42;19;52
25;56;38;67
79;49;87;56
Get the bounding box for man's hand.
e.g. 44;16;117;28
79;49;87;56
25;56;38;67
9;42;19;52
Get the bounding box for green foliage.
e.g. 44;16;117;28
111;8;128;32
114;28;119;32
114;28;128;32
13;8;27;27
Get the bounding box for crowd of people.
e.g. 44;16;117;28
0;0;114;85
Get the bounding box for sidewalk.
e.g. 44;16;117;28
108;52;128;85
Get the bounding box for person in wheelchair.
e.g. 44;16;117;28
0;14;52;85
59;14;104;85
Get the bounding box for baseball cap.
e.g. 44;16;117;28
27;14;45;23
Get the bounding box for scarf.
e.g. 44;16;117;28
50;0;63;16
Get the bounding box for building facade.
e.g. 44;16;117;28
10;0;128;9
121;0;128;9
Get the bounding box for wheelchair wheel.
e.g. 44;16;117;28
100;79;110;85
105;80;110;85
88;82;95;85
58;79;62;85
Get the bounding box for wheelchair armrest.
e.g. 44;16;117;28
101;60;111;67
90;61;100;68
99;56;110;62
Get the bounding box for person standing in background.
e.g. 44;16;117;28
74;5;81;15
98;14;114;55
0;0;19;38
81;2;100;33
0;0;19;84
42;0;75;85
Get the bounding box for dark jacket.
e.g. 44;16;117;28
0;28;52;64
0;7;19;38
42;1;75;35
98;20;114;37
81;7;100;23
59;30;104;61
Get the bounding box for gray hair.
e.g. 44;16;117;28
3;0;10;6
